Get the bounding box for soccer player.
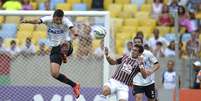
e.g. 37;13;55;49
100;44;147;101
132;36;160;101
21;9;80;98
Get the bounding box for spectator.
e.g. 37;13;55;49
168;0;180;15
123;40;133;56
2;0;22;10
189;11;198;32
0;37;7;53
21;0;33;10
192;61;201;89
148;28;168;49
20;37;36;57
178;34;188;59
164;40;176;57
39;0;50;10
152;41;165;58
135;31;147;45
186;31;201;59
152;0;163;20
76;23;93;59
91;0;103;10
144;44;151;50
178;6;193;33
36;42;49;56
0;0;2;9
6;40;20;57
94;39;104;59
162;60;180;89
158;4;174;26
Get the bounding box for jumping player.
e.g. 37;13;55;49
21;9;80;98
100;45;147;101
132;36;160;101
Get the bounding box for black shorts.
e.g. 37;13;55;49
133;83;156;99
50;41;73;65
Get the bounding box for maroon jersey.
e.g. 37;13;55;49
112;55;140;85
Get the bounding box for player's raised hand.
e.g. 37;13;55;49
104;47;109;56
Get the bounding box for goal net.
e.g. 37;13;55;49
0;10;113;101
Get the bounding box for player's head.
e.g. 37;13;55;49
53;9;64;25
167;60;175;72
133;36;143;46
131;44;144;58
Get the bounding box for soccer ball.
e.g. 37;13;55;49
92;25;106;39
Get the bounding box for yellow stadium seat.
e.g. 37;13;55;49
67;0;81;6
137;26;153;39
146;0;153;4
141;4;151;12
32;31;47;44
196;12;201;19
31;2;37;10
111;18;123;33
116;32;132;40
164;0;169;4
120;26;137;36
108;4;122;17
122;4;137;18
124;18;139;26
35;24;47;31
3;38;19;48
138;18;156;27
16;31;32;45
5;16;21;24
83;0;92;9
104;0;113;10
18;24;35;32
135;12;150;18
157;26;170;36
56;3;71;11
115;0;130;4
0;16;4;23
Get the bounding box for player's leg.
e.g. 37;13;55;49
99;79;118;100
116;83;129;101
144;83;156;101
133;85;145;101
50;46;80;98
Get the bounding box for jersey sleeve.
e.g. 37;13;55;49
40;16;52;25
148;51;158;64
63;17;74;29
116;56;123;64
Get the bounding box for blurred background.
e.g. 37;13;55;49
0;0;201;101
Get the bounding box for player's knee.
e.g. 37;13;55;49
102;86;111;96
51;72;59;78
135;95;143;101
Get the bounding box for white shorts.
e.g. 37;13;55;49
104;79;129;100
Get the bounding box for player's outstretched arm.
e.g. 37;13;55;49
21;19;42;24
104;47;118;65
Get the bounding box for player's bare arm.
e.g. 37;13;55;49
104;47;118;65
147;63;160;76
21;19;42;24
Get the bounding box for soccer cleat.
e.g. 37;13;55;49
72;83;80;98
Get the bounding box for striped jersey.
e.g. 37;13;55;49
40;16;74;47
112;55;141;85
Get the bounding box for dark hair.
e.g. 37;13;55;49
53;9;64;17
133;36;143;44
156;41;163;46
178;6;186;16
10;40;16;45
134;44;144;54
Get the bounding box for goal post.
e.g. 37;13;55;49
0;10;112;101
